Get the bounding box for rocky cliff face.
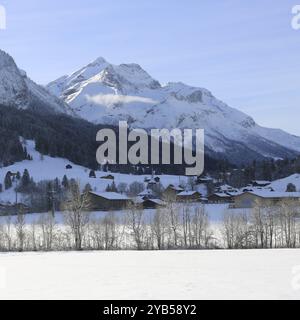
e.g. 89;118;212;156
0;49;74;115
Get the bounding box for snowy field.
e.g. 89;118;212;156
0;203;232;223
0;250;300;300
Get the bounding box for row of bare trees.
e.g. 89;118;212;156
222;199;300;249
1;190;300;251
0;197;215;252
126;201;214;250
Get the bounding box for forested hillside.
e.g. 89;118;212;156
0;104;232;175
0;104;100;169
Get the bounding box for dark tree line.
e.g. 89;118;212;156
0;104;101;170
0;104;235;175
214;157;300;188
1;103;300;178
0;127;28;166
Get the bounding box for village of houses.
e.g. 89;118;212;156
85;174;300;212
2;167;300;214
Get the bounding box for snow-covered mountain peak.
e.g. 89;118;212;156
46;56;300;163
0;49;74;115
47;57;161;99
91;56;108;65
0;49;29;108
114;63;161;90
0;49;16;67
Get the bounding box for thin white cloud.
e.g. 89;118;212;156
86;94;157;106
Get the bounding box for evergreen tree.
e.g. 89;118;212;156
262;161;272;181
286;183;296;192
21;169;31;189
69;179;79;195
4;172;12;190
46;181;54;212
16;171;21;180
89;170;96;178
62;175;69;189
110;181;117;192
83;183;92;194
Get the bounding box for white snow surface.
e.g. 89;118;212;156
0;250;299;300
269;174;300;192
47;56;300;157
246;190;300;198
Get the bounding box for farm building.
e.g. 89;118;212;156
163;185;184;200
208;193;233;204
196;176;213;184
234;191;300;208
0;203;31;215
141;199;166;209
251;180;271;187
215;184;239;194
100;174;115;180
87;192;133;211
138;189;155;200
176;191;202;202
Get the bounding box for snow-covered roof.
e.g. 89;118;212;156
252;180;271;185
145;199;165;206
217;184;238;192
197;176;213;181
133;197;145;204
213;193;232;198
138;189;154;197
177;191;200;197
167;185;184;191
227;191;243;196
244;191;300;199
89;192;130;201
269;174;300;192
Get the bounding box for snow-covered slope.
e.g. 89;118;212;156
269;174;300;192
0;139;188;205
0;50;73;115
47;57;300;162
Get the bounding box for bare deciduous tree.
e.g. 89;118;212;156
166;201;181;248
63;182;91;250
15;212;26;252
151;208;167;250
127;204;146;250
38;212;56;251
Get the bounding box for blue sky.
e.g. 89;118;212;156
0;0;299;135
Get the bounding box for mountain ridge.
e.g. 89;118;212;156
0;49;74;115
1;49;299;165
46;56;300;163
